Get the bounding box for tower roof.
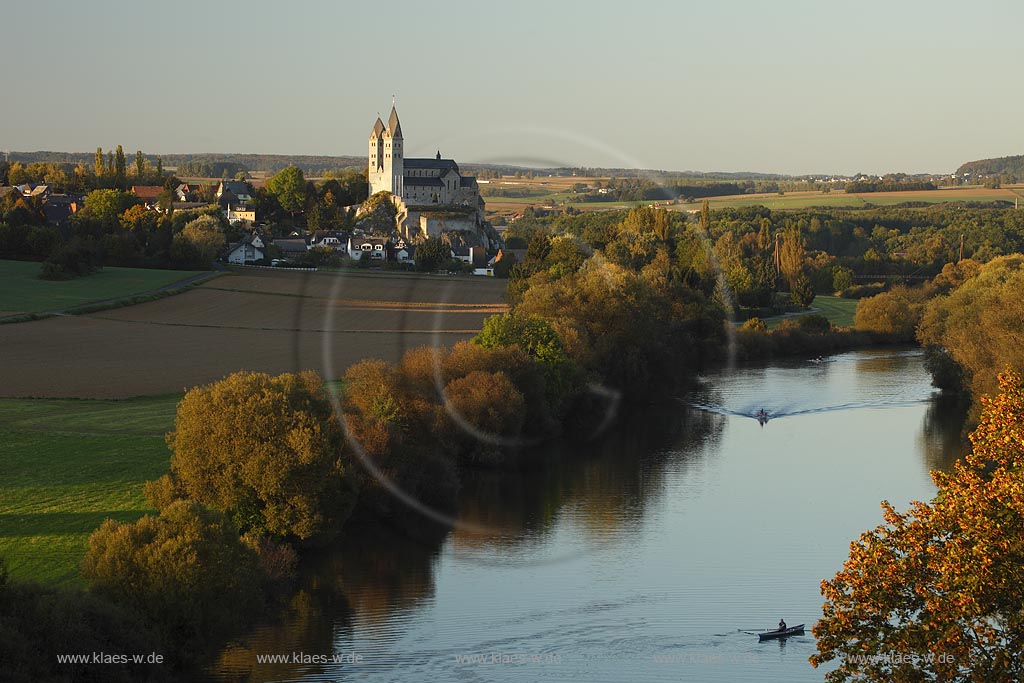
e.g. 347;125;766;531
386;106;403;138
370;116;385;138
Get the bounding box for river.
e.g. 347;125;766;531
210;348;965;682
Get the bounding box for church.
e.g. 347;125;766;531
364;104;501;252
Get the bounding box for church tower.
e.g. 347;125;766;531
382;105;404;197
368;116;385;195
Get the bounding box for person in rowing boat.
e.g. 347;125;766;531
778;618;787;632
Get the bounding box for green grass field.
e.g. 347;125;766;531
759;295;858;330
0;259;205;314
0;395;177;588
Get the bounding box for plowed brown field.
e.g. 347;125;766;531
0;270;507;398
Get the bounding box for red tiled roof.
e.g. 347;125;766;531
131;185;164;200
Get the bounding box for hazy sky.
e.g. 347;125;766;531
3;0;1021;175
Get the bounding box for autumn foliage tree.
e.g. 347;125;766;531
81;500;265;660
166;371;360;542
812;371;1024;682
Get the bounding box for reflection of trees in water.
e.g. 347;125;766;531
212;588;352;682
208;522;444;683
918;394;970;473
852;349;919;376
207;406;724;681
452;404;724;549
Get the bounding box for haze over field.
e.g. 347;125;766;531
3;0;1021;175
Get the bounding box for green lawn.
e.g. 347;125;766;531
759;295;859;330
0;259;206;314
0;395;178;588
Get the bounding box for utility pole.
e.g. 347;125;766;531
958;233;964;263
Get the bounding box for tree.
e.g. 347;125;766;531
135;150;145;178
917;254;1024;399
81;500;265;659
94;146;104;177
812;371;1024;682
779;227;806;286
854;286;925;339
832;265;855;292
791;272;815;308
265;166;306;217
415;236;450;272
473;311;576;407
167;371;360;541
82;189;137;226
173;215;224;265
156;155;163;178
114;145;126;187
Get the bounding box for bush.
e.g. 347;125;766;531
441;370;525;465
778;313;832;334
854;286;925;339
167;371;360;542
39;238;102;281
742;317;768;333
0;558;169;682
81;501;265;661
838;282;887;299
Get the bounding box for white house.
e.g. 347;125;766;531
347;236;387;260
225;233;265;264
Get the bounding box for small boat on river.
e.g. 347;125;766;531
758;623;805;641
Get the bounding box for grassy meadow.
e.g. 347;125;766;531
755;295;859;330
0;259;205;314
0;395;177;588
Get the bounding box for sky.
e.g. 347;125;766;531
3;0;1021;175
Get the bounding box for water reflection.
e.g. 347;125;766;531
452;406;723;555
918;394;970;473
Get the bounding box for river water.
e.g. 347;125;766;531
210;348;965;682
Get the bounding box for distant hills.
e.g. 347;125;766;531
6;150;804;181
13;149;1020;181
956;154;1024;179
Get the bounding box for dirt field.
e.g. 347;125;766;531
0;270;508;399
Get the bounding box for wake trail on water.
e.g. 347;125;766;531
685;396;931;421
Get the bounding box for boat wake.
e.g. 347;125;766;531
685;397;930;422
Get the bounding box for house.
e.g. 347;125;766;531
392;235;415;264
43;196;81;232
224;233;266;264
226;204;256;225
452;245;487;266
131;185;164;208
216;180;253;208
16;183;50;200
309;230;348;251
273;237;310;258
347;235;387;260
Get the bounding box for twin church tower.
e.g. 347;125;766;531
367;104;480;208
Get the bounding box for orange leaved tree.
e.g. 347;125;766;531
812;371;1024;682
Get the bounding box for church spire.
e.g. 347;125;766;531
370;115;385;139
387;104;403;139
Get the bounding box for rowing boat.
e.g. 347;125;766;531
758;623;805;641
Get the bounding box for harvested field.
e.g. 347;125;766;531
0;270;508;399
